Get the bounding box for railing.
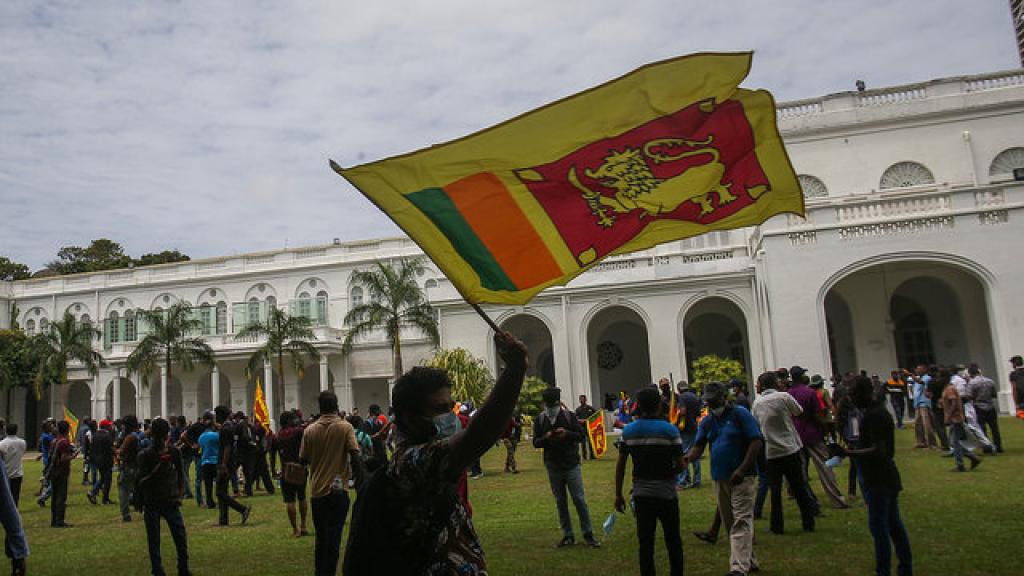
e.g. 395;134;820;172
857;87;927;107
965;71;1024;92
777;99;823;119
835;194;950;223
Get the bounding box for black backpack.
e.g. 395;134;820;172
343;465;451;576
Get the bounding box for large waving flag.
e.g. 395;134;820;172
63;406;79;444
586;411;608;459
253;378;270;431
332;52;802;305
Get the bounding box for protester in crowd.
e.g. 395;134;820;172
615;386;685;576
272;410;309;538
182;417;207;507
47;420;74;528
685;381;763;576
214;406;251;526
251;418;275;495
575;394;597;461
501;411;522;474
751;371;816;535
885;372;907;429
34;420;55;506
171;416;194;502
841;375;912;576
788;366;848;510
0;425;26;508
117;414;146;522
676;382;702;490
197;413;219;510
86;420;115;505
534;386;600;549
966;364;1002;453
614;391;634;429
731;379;751;410
909;366;938;449
834;375;863;504
1010;355;1024;411
363;404;389;473
301;391;361;576
342;330;526;576
927;366;950;451
135;418;191;576
0;457;27;576
941;378;981;472
78;418;94;488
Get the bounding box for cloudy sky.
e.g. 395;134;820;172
1;0;1018;270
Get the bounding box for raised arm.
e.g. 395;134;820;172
447;331;527;474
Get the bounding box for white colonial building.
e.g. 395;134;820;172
2;68;1024;438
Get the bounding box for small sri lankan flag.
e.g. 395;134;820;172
332;52;803;305
63;406;79;444
253;378;270;431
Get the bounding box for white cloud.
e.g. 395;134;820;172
0;0;1018;269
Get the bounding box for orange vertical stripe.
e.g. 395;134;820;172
444;172;563;289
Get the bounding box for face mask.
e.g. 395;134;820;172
544;406;560;420
433;411;461;439
711;406;726;417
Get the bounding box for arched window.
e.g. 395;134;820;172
351;287;364;307
247;297;260;326
798;174;828;199
316;290;328;324
297;292;312;319
989;147;1024;182
199;304;213;336
39;318;49;334
266;296;277;313
78;314;92;344
25;319;35;336
879;161;935;190
108;311;120;343
216;302;227;334
125;310;136;341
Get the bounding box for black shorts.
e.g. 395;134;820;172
281;479;306;503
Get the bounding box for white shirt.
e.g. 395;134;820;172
0;436;27;479
752;388;804;459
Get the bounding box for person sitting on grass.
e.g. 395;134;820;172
136;418;191;576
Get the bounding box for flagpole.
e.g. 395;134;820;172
470;302;502;334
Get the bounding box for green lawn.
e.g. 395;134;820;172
17;419;1024;575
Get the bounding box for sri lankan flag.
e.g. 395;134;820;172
586;411;608;459
63;406;79;444
253;378;270;431
332;52;802;305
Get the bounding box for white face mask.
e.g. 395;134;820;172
433;411;461;439
544;406;560;420
711;406;726;417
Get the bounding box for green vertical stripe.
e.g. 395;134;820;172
406;188;517;291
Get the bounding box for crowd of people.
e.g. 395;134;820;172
0;341;1020;576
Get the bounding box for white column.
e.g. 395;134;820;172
160;365;168;418
319;356;329;392
211;365;220;408
112;368;122;419
264;361;275;430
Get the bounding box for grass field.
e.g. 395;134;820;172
16;419;1024;575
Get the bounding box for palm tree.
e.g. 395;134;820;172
343;258;439;380
31;312;104;401
126;302;214;413
236;305;320;411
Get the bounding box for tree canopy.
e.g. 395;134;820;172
45;239;190;276
0;256;30;281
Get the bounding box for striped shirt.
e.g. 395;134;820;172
620;418;683;499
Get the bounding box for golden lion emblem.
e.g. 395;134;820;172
568;136;737;227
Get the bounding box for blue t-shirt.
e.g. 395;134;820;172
39;432;55;466
198;430;220;466
695;405;762;481
912;375;931;409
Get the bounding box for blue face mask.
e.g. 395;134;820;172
433;411;461;439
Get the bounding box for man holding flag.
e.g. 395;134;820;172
47;420;75;528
